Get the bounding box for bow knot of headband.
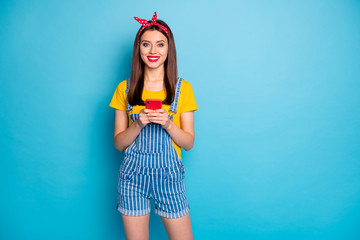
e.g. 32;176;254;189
134;12;169;38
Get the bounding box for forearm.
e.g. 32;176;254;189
165;121;194;151
114;120;142;152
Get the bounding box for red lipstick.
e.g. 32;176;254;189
147;56;160;62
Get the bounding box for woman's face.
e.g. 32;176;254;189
139;30;168;70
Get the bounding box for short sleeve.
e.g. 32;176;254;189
109;80;127;111
180;80;199;113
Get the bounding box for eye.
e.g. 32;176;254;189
142;43;149;47
158;43;164;47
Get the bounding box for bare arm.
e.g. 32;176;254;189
148;109;195;151
113;109;151;152
165;111;195;151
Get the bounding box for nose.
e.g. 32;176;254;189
149;45;156;54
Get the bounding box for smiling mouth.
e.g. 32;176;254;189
147;56;160;62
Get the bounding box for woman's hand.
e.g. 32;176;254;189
147;108;171;129
137;108;152;128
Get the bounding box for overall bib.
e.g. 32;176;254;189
117;77;190;219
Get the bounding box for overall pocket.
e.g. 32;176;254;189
119;161;138;182
166;162;185;183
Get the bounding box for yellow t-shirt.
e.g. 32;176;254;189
109;79;198;159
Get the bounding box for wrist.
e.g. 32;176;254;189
135;119;144;129
163;120;173;131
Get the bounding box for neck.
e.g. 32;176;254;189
143;65;166;91
144;65;165;82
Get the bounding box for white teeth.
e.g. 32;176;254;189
148;57;159;60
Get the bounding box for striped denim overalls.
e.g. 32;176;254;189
117;77;190;219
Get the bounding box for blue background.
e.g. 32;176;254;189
1;0;360;239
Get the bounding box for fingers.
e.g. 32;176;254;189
138;108;169;127
149;118;169;127
154;108;166;113
137;116;150;128
147;108;167;117
148;115;167;122
141;109;154;114
138;109;153;128
149;112;168;126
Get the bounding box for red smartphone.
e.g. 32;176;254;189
145;99;162;110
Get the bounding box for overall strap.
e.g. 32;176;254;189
169;77;183;114
126;78;133;112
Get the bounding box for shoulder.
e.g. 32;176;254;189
115;80;127;94
109;79;128;110
177;78;198;112
180;79;194;92
119;79;127;90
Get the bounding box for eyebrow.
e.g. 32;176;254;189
141;40;166;43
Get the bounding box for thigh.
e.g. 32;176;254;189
153;162;190;218
121;213;150;240
161;213;193;240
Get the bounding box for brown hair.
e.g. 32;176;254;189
127;19;178;106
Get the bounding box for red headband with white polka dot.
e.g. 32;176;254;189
134;12;169;39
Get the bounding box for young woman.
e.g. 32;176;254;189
109;12;198;239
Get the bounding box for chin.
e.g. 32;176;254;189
146;63;164;69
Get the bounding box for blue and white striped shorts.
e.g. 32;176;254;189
117;160;190;219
